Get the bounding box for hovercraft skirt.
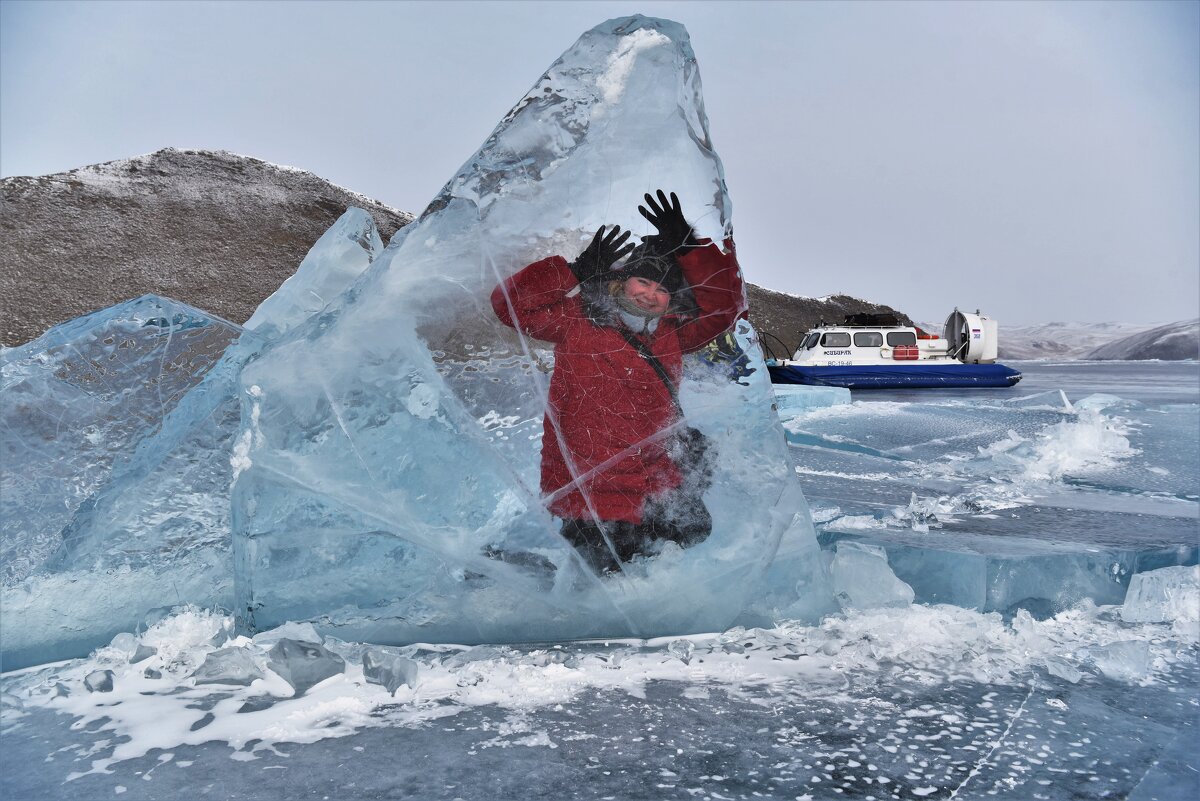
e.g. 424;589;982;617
768;363;1022;389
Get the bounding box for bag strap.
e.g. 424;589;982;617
616;328;683;414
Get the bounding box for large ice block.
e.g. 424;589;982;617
1121;565;1200;624
819;528;1195;615
232;16;829;645
1;295;240;583
1;210;386;671
829;541;914;610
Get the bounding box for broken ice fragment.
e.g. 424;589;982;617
667;639;695;665
1091;641;1153;683
243;208;384;339
267;639;345;695
444;646;505;668
830;541;915;611
362;648;419;694
131;644;157;663
105;631;159;664
1043;657;1083;684
108;632;139;656
143;667;162;680
190;646;264;686
84;670;114;693
1121;565;1200;624
251;621;323;648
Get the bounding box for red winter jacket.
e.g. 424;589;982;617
491;240;745;523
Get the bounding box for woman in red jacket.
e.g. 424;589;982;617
491;191;745;575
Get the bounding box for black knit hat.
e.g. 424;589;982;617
612;242;685;294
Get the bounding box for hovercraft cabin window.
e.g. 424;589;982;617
886;331;917;347
821;332;852;348
853;332;884;347
804;331;821;350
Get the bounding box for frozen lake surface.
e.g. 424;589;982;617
2;361;1196;801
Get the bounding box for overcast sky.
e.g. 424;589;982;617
2;0;1197;326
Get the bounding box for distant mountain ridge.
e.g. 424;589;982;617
1;148;911;350
1;148;414;345
3;149;1186;361
1083;320;1199;361
997;321;1165;361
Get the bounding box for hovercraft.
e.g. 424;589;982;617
766;310;1022;389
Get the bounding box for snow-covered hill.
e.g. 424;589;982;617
0;148;414;345
996;321;1164;361
1083;319;1199;361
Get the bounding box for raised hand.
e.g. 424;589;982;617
569;225;635;285
637;190;699;256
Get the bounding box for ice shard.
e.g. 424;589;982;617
232;15;830;645
1;295;240;582
1;297;244;669
244;207;385;339
0;210;386;670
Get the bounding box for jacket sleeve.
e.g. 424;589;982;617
674;238;747;353
490;256;581;344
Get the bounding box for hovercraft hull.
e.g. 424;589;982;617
768;363;1022;389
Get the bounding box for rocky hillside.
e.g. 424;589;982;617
3;148;913;352
1;149;414;346
745;285;912;359
1083;320;1199;361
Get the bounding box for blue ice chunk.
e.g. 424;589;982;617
829;541;914;610
772;384;851;420
131;645;156;664
191;646;263;686
819;528;1196;615
0;210;386;672
231;16;830;646
105;633;156;664
1;295;241;584
267;639;345;695
362;648;419;694
251;621;324;648
244;208;384;338
84;670;114;693
1043;657;1083;684
1;298;245;670
1121;565;1200;623
1090;640;1153;683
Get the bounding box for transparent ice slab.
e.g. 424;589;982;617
1;295;241;584
1;210;385;671
231;16;828;646
786;383;1198;616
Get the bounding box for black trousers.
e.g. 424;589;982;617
560;493;712;576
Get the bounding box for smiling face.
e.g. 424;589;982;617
621;275;672;316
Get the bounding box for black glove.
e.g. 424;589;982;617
638;190;699;257
569;225;635;285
